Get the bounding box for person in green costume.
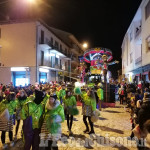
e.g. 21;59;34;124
0;92;17;149
97;83;104;111
15;89;30;140
59;84;66;104
40;94;65;150
64;90;77;136
21;89;48;150
81;89;96;134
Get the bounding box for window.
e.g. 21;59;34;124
41;30;44;44
39;72;47;83
51;37;53;45
145;1;150;20
60;59;62;69
45;38;49;43
65;62;67;70
146;36;150;52
60;44;62;51
54;41;59;49
51;56;55;68
130;52;133;64
41;51;44;66
55;57;58;66
68;60;71;71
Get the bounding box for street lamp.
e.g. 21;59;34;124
83;43;88;49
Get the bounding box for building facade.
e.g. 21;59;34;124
122;0;150;84
0;20;83;86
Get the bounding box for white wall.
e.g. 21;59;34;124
0;67;11;84
141;0;150;66
0;22;36;67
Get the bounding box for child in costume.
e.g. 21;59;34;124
64;90;77;135
41;94;65;150
0;92;17;149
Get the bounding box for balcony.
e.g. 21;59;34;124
71;43;83;55
71;48;80;55
54;64;64;70
49;45;71;59
39;40;52;50
135;56;142;64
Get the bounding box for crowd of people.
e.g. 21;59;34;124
0;81;150;150
0;82;102;150
117;82;150;149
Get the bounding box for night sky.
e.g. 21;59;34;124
0;0;142;79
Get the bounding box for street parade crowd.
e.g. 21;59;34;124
0;81;150;150
0;82;102;150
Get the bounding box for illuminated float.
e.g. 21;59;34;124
77;47;119;105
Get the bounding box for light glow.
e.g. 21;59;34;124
16;78;29;87
47;53;55;57
28;0;35;4
39;68;49;73
56;55;59;58
83;43;88;48
75;82;85;87
11;67;29;72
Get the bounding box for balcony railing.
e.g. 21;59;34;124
49;44;72;58
135;56;142;64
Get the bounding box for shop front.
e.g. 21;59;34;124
39;68;49;84
11;67;29;87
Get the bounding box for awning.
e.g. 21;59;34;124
142;71;149;75
135;74;140;76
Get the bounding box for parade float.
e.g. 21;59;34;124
76;47;119;107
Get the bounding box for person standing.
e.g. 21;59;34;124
64;90;77;135
59;84;66;104
97;83;104;110
0;93;17;149
15;90;29;140
81;89;96;134
40;94;65;150
118;85;124;104
21;89;48;150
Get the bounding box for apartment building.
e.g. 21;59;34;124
0;20;83;86
122;0;150;84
